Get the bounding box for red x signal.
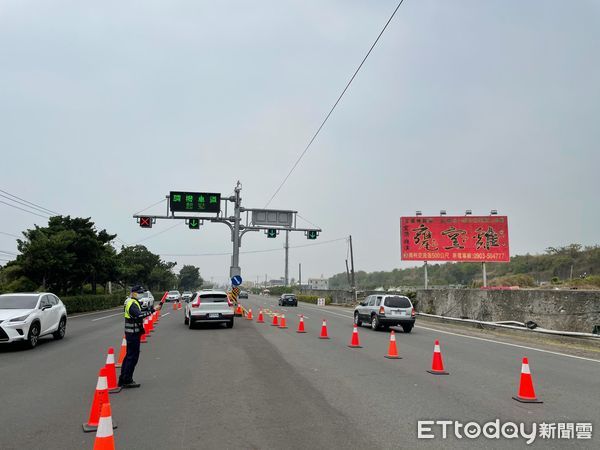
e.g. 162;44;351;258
139;217;153;228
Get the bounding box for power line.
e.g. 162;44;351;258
296;214;320;228
160;237;347;257
0;188;60;215
0;250;18;255
264;0;406;207
0;231;21;239
0;193;56;217
0;199;50;219
134;198;167;215
133;223;182;245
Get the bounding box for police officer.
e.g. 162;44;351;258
119;285;160;388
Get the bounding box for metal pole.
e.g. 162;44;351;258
482;262;487;287
424;261;429;289
230;182;242;278
349;235;356;302
284;230;289;286
299;263;302;293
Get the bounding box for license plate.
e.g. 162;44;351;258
400;311;406;316
209;313;219;318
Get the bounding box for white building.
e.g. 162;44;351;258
308;278;329;290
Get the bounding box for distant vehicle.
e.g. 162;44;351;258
0;293;67;348
278;294;298;307
166;290;181;302
354;294;415;333
239;291;249;299
138;291;154;310
261;289;270;296
184;290;234;329
181;291;193;302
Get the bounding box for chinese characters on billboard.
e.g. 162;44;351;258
401;216;510;262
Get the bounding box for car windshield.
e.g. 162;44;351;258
169;291;179;295
0;295;39;309
199;294;227;303
384;296;411;308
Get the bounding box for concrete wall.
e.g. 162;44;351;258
298;290;411;305
416;289;600;333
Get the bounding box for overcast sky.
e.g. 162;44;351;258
1;0;599;284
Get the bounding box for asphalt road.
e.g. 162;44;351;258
0;295;598;449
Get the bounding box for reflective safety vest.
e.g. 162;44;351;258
124;297;143;334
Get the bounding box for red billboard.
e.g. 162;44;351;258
401;216;510;262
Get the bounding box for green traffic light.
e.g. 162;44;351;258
267;229;277;238
308;230;317;240
189;219;200;230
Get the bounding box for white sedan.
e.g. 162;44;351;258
0;293;67;348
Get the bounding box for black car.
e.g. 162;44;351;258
239;291;249;299
278;294;298;306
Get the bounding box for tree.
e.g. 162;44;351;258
14;216;118;294
117;245;177;291
178;265;203;291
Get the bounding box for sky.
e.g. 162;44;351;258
1;0;599;285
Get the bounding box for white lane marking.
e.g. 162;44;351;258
161;312;171;317
415;324;600;364
294;303;600;364
69;307;122;319
91;312;123;322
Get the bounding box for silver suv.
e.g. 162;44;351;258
184;290;234;329
354;294;415;333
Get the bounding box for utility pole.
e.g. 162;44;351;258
482;262;487;287
284;230;289;286
349;235;356;302
424;261;429;289
229;181;242;278
345;259;351;285
299;263;302;293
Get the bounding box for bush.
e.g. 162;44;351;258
297;295;333;305
267;286;294;296
61;292;128;314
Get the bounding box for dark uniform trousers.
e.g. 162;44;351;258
119;333;141;385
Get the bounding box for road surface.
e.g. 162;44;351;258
0;295;598;449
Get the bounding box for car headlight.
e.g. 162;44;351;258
10;313;31;322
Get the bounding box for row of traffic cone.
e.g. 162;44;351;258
84;296;167;448
253;307;542;403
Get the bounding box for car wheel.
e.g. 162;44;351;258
53;317;66;340
402;324;413;333
354;312;363;327
371;315;380;331
184;314;189;325
226;319;234;329
188;317;194;329
26;321;40;348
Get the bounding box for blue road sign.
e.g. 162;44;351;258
231;275;243;286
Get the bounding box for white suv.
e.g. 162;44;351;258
354;294;415;333
0;293;67;348
184;290;234;329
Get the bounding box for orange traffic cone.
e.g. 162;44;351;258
271;313;279;327
140;321;148;344
172;301;177;310
235;304;243;317
104;348;121;393
246;309;253;320
512;357;542;403
319;319;330;339
384;330;401;359
426;340;448;374
348;325;362;348
279;314;288;329
115;336;126;368
148;315;154;333
256;309;265;323
93;403;115;450
83;368;117;432
296;315;306;333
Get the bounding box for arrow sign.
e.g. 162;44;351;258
189;219;200;230
231;275;243;286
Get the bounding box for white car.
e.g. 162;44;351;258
184;290;234;329
0;293;67;348
166;290;181;302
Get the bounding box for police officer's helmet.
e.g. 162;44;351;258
131;285;145;294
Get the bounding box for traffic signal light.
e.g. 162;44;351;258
188;219;200;230
307;230;318;240
139;217;152;228
267;229;277;238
